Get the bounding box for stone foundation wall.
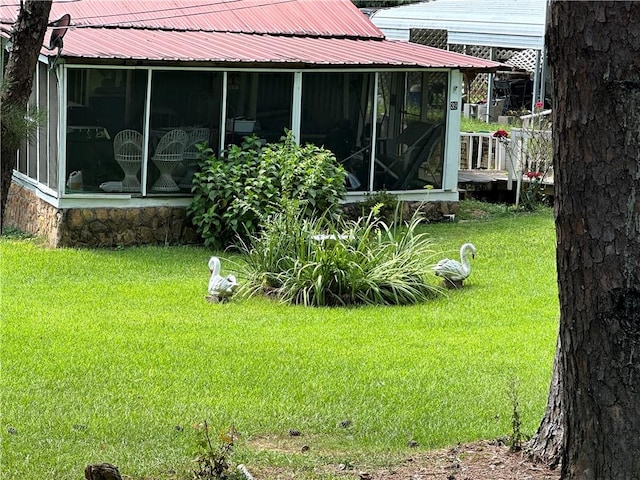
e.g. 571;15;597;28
5;182;459;248
342;200;459;222
4;183;200;248
4;183;62;247
411;200;460;219
60;205;200;247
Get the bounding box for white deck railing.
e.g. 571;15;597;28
459;132;507;170
508;128;552;177
507;126;553;201
460;109;553;175
460;123;552;208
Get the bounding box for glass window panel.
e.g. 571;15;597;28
38;63;48;186
16;141;26;175
147;70;222;194
374;71;448;190
301;72;374;192
27;74;38;179
65;68;147;193
225;72;292;148
49;67;59;192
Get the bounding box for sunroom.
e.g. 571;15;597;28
1;0;500;247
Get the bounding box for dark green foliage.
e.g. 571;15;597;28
359;190;400;225
262;131;346;215
188;131;347;249
0;98;45;150
1;227;34;239
188;136;273;249
519;174;549;212
239;201;440;307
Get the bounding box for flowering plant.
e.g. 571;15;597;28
535;101;545;111
493;129;509;139
521;169;546;210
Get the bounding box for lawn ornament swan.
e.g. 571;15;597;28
433;243;476;288
207;256;238;301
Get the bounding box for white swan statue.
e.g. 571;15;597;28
207;256;238;300
433;243;476;287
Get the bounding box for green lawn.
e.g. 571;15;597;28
0;206;558;480
460;116;508;133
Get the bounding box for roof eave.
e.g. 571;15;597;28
55;55;504;72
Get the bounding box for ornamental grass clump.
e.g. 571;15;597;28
238;202;441;306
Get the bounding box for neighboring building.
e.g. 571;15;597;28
370;0;548;112
0;0;500;247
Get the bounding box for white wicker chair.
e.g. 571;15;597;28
178;128;210;189
151;129;187;192
113;130;143;193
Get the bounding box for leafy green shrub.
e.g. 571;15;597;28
239;201;441;307
189;136;270;249
188;132;347;249
358;190;400;225
262;131;347;215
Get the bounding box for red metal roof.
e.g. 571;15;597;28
0;0;502;71
1;0;383;38
48;28;501;70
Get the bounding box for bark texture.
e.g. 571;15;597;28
548;2;640;479
0;0;52;229
528;335;563;469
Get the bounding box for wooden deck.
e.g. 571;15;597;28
457;169;554;201
458;169;510;184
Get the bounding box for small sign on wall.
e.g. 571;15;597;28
450;101;459;110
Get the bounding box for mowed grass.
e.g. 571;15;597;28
0;207;558;480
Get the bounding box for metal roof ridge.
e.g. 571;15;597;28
68;24;384;40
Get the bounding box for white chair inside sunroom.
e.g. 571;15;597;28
178;128;210;189
114;129;143;193
151;129;188;192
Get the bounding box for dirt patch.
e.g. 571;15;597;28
246;437;560;480
361;442;560;480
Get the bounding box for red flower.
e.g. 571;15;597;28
493;129;509;138
525;170;542;179
535;101;545;110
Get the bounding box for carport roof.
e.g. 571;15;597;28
371;0;547;50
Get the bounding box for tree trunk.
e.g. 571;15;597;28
528;335;563;469
548;1;640;478
0;0;52;231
